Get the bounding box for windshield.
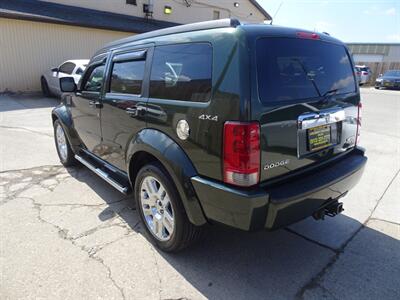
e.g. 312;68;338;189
257;38;356;103
384;70;400;77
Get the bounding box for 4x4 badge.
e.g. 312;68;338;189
199;114;218;122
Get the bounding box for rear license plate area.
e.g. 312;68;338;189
307;124;332;152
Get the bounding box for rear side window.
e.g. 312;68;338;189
59;62;75;75
149;43;212;102
257;38;356;103
110;60;145;95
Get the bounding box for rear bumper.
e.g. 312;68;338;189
191;148;367;231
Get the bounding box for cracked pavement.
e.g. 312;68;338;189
0;89;399;300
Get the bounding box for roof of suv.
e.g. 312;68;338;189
93;19;345;58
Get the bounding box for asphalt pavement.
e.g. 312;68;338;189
0;88;399;300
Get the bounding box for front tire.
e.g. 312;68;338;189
135;162;203;252
53;120;77;167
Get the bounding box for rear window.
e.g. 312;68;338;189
257;38;356;103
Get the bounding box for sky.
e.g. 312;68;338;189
257;0;400;43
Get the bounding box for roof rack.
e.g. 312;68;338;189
99;18;241;53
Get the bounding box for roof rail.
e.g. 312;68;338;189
99;18;241;53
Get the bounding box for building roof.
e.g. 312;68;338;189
0;0;180;33
249;0;272;20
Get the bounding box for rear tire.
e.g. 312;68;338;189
53;120;77;167
41;77;51;97
135;162;204;252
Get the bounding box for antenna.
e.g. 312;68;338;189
270;2;284;25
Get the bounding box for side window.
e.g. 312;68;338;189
82;65;105;92
59;62;76;75
109;60;145;95
75;67;84;75
149;43;212;102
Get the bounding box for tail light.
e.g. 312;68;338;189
356;72;361;75
223;122;260;187
355;102;362;145
362;72;368;75
297;32;320;40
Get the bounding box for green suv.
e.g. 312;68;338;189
52;19;367;252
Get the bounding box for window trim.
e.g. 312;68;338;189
148;42;214;103
113;50;146;63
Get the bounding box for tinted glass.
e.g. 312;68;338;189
110;60;145;95
149;43;212;102
257;38;356;103
75;67;84;75
59;62;75;75
83;65;104;92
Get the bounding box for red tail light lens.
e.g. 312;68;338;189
223;122;260;187
297;32;320;40
355;102;362;145
362;72;368;75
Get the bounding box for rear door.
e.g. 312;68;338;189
253;37;360;182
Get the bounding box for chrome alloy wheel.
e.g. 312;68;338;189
55;123;68;161
140;176;175;241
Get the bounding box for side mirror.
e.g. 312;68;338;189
51;67;59;73
60;77;76;92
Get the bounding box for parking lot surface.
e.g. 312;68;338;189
1;88;399;300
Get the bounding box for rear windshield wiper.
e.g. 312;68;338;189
291;58;322;97
318;88;339;104
322;88;339;97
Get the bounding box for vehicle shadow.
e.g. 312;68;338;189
0;94;59;112
67;167;400;300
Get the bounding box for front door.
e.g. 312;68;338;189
70;59;106;154
99;47;151;171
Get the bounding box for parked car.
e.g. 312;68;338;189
354;66;362;85
355;65;371;85
41;59;89;96
375;70;400;89
52;19;367;252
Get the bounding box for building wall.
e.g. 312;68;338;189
43;0;266;23
0;18;131;92
348;43;400;83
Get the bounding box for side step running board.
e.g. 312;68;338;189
75;154;129;194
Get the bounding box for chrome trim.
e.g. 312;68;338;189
298;109;345;130
74;154;128;194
